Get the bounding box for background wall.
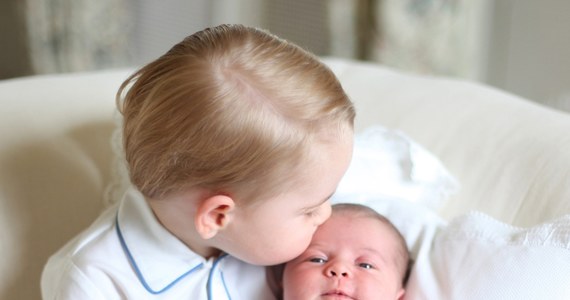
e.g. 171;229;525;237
0;1;33;78
1;0;569;112
486;0;570;111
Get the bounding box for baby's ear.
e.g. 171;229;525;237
194;195;235;239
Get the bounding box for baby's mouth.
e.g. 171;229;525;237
322;289;356;299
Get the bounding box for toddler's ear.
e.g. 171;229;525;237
195;195;235;239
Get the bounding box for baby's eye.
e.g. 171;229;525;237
309;257;327;264
358;263;374;270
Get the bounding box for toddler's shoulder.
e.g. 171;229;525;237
41;206;120;299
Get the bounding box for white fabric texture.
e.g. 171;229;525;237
417;212;570;300
336;125;459;210
333;196;570;300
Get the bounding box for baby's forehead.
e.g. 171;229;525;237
329;211;404;247
333;209;392;228
326;212;395;239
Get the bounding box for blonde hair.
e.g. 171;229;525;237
117;24;355;202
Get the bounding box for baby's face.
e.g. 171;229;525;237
282;214;405;300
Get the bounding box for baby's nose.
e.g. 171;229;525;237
325;263;350;278
329;270;348;277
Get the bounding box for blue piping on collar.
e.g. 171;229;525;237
207;253;231;300
115;214;204;294
220;270;232;300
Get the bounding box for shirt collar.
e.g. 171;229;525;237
116;187;208;293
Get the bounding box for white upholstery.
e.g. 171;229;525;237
325;58;570;226
1;58;569;299
0;70;131;300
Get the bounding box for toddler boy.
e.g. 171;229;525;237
41;24;355;299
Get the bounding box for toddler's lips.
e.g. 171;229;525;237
322;289;356;299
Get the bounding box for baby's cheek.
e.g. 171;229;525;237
358;275;391;298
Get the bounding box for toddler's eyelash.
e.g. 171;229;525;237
305;209;319;217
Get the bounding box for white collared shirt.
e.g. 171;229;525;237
41;188;275;300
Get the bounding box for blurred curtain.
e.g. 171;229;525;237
328;0;359;59
372;0;487;79
263;0;329;56
0;1;32;79
328;0;488;80
25;0;132;74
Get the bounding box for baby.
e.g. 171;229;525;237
278;203;411;300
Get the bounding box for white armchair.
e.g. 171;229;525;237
1;58;569;299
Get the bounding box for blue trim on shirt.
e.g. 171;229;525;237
115;215;204;294
220;271;232;300
207;253;232;300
